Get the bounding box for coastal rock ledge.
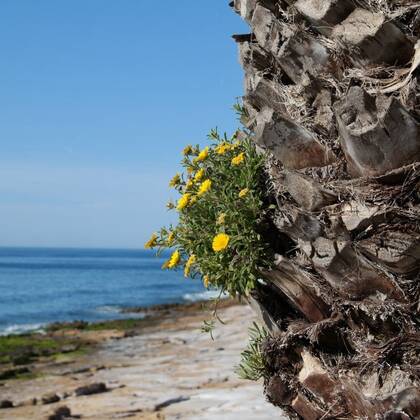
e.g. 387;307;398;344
0;303;283;419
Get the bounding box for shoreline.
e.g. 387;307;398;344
0;298;238;377
0;298;283;419
0;292;226;337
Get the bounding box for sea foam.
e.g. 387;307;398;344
0;323;45;336
183;290;229;302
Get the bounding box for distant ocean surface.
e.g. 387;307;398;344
0;247;213;335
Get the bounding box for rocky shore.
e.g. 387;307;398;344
0;300;284;419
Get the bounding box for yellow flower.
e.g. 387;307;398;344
195;146;209;162
194;168;205;182
203;275;210;288
189;195;198;205
232;152;245;166
216;213;226;225
239;188;249;198
168;250;181;269
176;193;191;211
212;233;230;252
215;143;231;155
197;179;212;197
184;254;196;277
167;231;175;245
185;179;194;190
187;166;194;174
144;232;158;249
183;145;193;156
169;173;181;187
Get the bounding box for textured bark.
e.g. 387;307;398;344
232;0;420;418
332;8;414;65
254;107;336;169
334;87;420;177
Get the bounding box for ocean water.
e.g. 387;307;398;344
0;247;212;335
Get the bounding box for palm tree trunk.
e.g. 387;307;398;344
231;0;420;418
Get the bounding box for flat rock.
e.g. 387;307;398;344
41;393;60;405
0;400;13;409
48;405;72;420
74;382;107;396
154;396;190;411
0;366;30;380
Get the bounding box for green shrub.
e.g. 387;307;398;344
236;322;269;381
146;129;272;297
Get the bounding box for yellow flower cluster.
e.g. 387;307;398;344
194;168;205;182
184;254;196;277
232;152;245;166
194;146;209;163
167;231;175;245
183;145;193;156
198;179;212;197
157;135;260;298
215;143;231;155
212;233;230;252
167;250;180;269
189;195;198;205
144;232;158;249
239;188;249;198
169;173;181;187
217;212;226;225
176;193;191;211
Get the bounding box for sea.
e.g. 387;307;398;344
0;247;214;335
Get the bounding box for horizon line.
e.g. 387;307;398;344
0;245;147;251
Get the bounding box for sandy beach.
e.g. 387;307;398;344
0;301;285;419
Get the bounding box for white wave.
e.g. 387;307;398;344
95;305;123;314
183;290;229;302
0;323;45;336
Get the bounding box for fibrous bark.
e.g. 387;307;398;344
231;0;420;418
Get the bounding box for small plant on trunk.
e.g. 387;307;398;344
145;129;273;298
236;322;269;381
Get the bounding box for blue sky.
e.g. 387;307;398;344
0;1;248;248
